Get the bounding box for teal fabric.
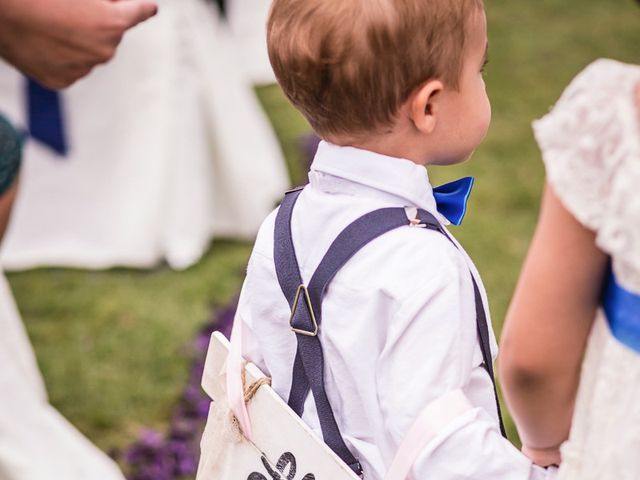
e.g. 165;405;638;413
0;114;22;195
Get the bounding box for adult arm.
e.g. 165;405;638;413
0;0;157;89
499;184;608;465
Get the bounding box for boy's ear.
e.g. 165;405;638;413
410;80;444;134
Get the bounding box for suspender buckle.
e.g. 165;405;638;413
289;284;319;337
405;206;426;228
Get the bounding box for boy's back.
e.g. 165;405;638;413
236;142;542;479
200;0;557;477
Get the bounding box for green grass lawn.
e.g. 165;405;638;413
6;0;640;466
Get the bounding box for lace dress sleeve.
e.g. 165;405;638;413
532;59;640;289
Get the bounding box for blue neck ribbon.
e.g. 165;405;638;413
433;176;474;226
25;78;68;156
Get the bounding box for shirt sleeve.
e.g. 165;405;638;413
411;407;555;479
236;256;269;375
533;59;640;281
375;253;554;480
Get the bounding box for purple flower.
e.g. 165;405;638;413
119;298;239;479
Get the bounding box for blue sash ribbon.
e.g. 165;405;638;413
603;268;640;353
25;78;68;155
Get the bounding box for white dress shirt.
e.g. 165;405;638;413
236;141;554;479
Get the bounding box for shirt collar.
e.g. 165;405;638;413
309;141;449;224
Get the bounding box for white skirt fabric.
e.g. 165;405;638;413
225;0;276;85
0;273;125;480
0;0;288;271
558;312;640;480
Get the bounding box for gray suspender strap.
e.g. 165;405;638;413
273;188;507;476
275;187;364;476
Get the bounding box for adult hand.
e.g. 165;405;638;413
0;0;158;89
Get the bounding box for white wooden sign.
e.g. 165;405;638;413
196;332;360;480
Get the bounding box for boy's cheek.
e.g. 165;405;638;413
482;100;492;135
477;94;492;139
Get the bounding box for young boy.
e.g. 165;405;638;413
230;0;556;478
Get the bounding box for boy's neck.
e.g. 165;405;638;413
346;136;428;166
332;126;432;167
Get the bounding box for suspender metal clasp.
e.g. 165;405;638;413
405;206;426;228
289;284;319;337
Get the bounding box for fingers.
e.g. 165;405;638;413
32;65;94;90
112;0;158;30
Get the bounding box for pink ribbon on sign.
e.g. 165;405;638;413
384;389;473;480
226;318;254;441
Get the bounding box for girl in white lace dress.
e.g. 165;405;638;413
499;58;640;480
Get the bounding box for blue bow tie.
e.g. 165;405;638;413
433;176;474;226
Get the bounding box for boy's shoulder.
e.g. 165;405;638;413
250;201;469;304
251;205;280;259
341;223;469;299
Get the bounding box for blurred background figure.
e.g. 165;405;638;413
0;116;126;479
0;0;159;474
0;0;288;271
223;0;275;85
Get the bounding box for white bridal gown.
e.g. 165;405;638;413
0;0;288;271
0;272;126;479
225;0;276;85
533;59;640;480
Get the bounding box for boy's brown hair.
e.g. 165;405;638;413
268;0;484;140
